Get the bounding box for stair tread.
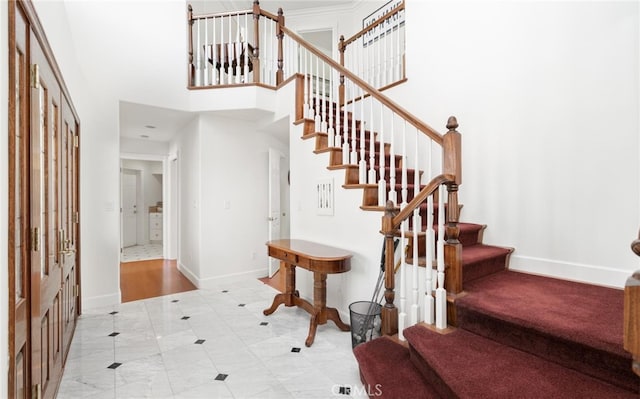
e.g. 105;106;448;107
458;270;627;357
403;325;637;398
461;243;513;264
353;337;440;399
456;270;638;391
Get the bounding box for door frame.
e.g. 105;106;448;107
120;167;141;249
119;153;176;262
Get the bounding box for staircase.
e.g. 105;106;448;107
187;3;639;395
297;99;639;398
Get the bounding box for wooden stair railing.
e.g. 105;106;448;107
625;233;640;377
187;1;463;337
279;22;462;336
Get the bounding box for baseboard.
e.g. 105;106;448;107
509;255;631;289
177;262;200;288
198;268;268;290
82;291;121;309
176;264;267;290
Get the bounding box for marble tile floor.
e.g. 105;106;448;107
121;243;164;263
57;277;369;398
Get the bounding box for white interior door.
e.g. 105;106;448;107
121;169;138;248
268;148;282;277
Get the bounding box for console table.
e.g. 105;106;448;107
263;239;352;347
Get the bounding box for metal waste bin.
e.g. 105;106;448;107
349;301;382;348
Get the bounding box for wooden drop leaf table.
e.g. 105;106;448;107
264;239;352;347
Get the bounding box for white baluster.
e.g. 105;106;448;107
328;69;335;147
401;120;407;207
368;96;376;184
388;112;397;204
358;87;366;183
204;18;209;86
313;57;322;132
321;62;327;132
349;61;357;165
243;15;248;81
435;184;447;330
399;218;407;340
377;103;386;206
213;17;218;84
424;139;435;325
341;78;350;165
335;74;341;149
396;11;401;82
411;126;421;326
195;19;202;86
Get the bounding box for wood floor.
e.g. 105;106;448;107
120;259;197;302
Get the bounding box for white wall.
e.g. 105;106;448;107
173;113;290;287
1;1;9;395
173;117;202;283
33;1;121;307
384;0;639;287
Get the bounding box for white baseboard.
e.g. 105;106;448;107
509;255;630;289
176;263;267;290
177;262;200;288
198;268;267;290
82;291;121;309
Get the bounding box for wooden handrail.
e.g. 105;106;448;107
279;24;444;145
392;174;455;227
340;1;405;49
189;9;253;21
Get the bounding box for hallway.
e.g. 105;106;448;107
57;277;366;398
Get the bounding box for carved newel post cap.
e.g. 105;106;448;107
253;0;259;5
188;4;192;11
278;7;283;16
446;116;458;131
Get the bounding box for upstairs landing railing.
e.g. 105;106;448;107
339;1;406;91
187;1;462;338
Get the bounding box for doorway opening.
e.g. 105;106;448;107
120;159;164;263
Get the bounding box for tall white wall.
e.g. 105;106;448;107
385;0;639;287
1;1;9;395
33;1;122;307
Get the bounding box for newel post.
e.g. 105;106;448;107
187;4;194;87
338;35;345;108
252;1;261;84
381;201;399;336
276;8;285;85
625;234;640;377
443;117;463;313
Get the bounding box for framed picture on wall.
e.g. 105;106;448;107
362;0;405;48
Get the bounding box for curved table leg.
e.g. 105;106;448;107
326;307;350;331
263;293;287;316
305;313;320;347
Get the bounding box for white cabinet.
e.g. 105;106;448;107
149;212;162;242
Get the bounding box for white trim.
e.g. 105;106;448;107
509;255;630;289
178;262;200;288
197;268;268;290
82;291;121;309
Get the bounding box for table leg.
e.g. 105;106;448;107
264;261;296;315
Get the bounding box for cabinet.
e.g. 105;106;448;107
149;212;163;242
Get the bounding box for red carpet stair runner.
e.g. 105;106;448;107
354;270;638;398
298;100;638;398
